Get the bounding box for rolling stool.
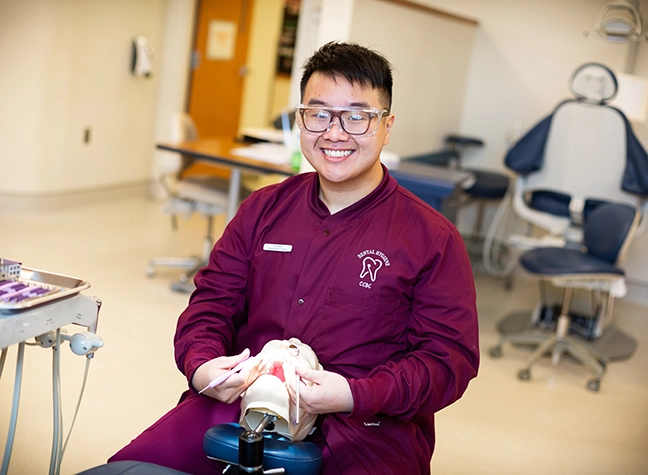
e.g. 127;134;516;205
444;135;510;250
204;414;322;475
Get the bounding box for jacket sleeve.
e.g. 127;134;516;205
173;199;254;387
348;224;480;420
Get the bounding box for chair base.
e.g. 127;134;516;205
204;423;322;475
490;311;637;392
146;256;203;294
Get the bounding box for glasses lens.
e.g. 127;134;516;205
299;107;377;135
340;110;371;135
302;108;333;133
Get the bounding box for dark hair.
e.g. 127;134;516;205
300;41;393;111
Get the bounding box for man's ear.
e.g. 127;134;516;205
383;114;395;146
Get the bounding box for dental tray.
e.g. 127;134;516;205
0;261;90;312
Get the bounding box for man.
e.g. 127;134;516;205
110;41;479;474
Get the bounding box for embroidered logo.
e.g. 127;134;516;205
360;257;382;282
356;249;390;289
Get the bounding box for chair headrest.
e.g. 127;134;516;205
569;63;618;105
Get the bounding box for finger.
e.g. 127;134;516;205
294;364;321;383
222;348;251;369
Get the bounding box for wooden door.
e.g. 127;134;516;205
188;0;254;139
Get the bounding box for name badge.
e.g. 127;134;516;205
263;243;293;253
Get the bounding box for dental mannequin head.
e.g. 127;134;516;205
239;338;322;441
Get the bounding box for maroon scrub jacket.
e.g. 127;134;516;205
111;166;479;474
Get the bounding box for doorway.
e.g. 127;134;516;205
188;0;254;139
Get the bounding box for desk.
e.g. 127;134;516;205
157;137;295;221
157;139;473;222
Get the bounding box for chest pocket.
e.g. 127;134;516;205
312;287;406;376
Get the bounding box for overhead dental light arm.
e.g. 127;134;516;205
586;1;647;43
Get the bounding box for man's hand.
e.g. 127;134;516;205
192;349;261;404
288;365;354;415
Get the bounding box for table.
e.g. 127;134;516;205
157;137;295;221
157;138;473;223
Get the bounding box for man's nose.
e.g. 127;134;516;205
323;117;349;139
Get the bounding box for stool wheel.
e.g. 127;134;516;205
518;368;531;381
489;346;502;358
586;379;600;392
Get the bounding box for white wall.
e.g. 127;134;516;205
419;0;646;170
0;0;167;207
238;0;286;129
290;0;478;157
349;0;477;157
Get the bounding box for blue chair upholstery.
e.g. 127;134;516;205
204;423;322;475
490;202;640;392
521;203;637;275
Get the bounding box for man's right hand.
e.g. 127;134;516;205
192;349;260;404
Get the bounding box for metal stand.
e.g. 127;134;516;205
223;414;281;475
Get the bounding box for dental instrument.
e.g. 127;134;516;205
198;356;252;394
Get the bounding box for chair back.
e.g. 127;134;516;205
505;64;647;239
159;112;199;178
170;112;199;142
583;203;639;264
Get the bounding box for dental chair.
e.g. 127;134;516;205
146;112;229;293
487;63;648;390
483;63;648;279
490;201;640;392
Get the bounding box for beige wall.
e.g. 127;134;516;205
349;0;477;157
291;0;477;157
238;0;286;129
0;0;166;200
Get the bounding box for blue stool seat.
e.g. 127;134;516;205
203;423;322;475
463;169;509;199
520;247;626;276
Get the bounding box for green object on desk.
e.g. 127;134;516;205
291;150;302;172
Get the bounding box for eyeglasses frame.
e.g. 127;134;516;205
295;104;389;137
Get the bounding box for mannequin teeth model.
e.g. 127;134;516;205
240;338;322;441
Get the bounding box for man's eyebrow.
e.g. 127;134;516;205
305;100;372;108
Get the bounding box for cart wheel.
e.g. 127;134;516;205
586;379;600;393
489;346;502;358
517;368;531;381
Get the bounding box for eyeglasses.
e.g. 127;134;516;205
295;105;389;136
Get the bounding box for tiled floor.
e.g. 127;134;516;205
1;196;647;474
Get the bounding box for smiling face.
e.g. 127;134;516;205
299;72;395;207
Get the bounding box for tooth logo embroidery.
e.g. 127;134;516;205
357;249;390;289
360;257;382;282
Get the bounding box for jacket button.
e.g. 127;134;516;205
323;230;330;235
297;298;305;306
